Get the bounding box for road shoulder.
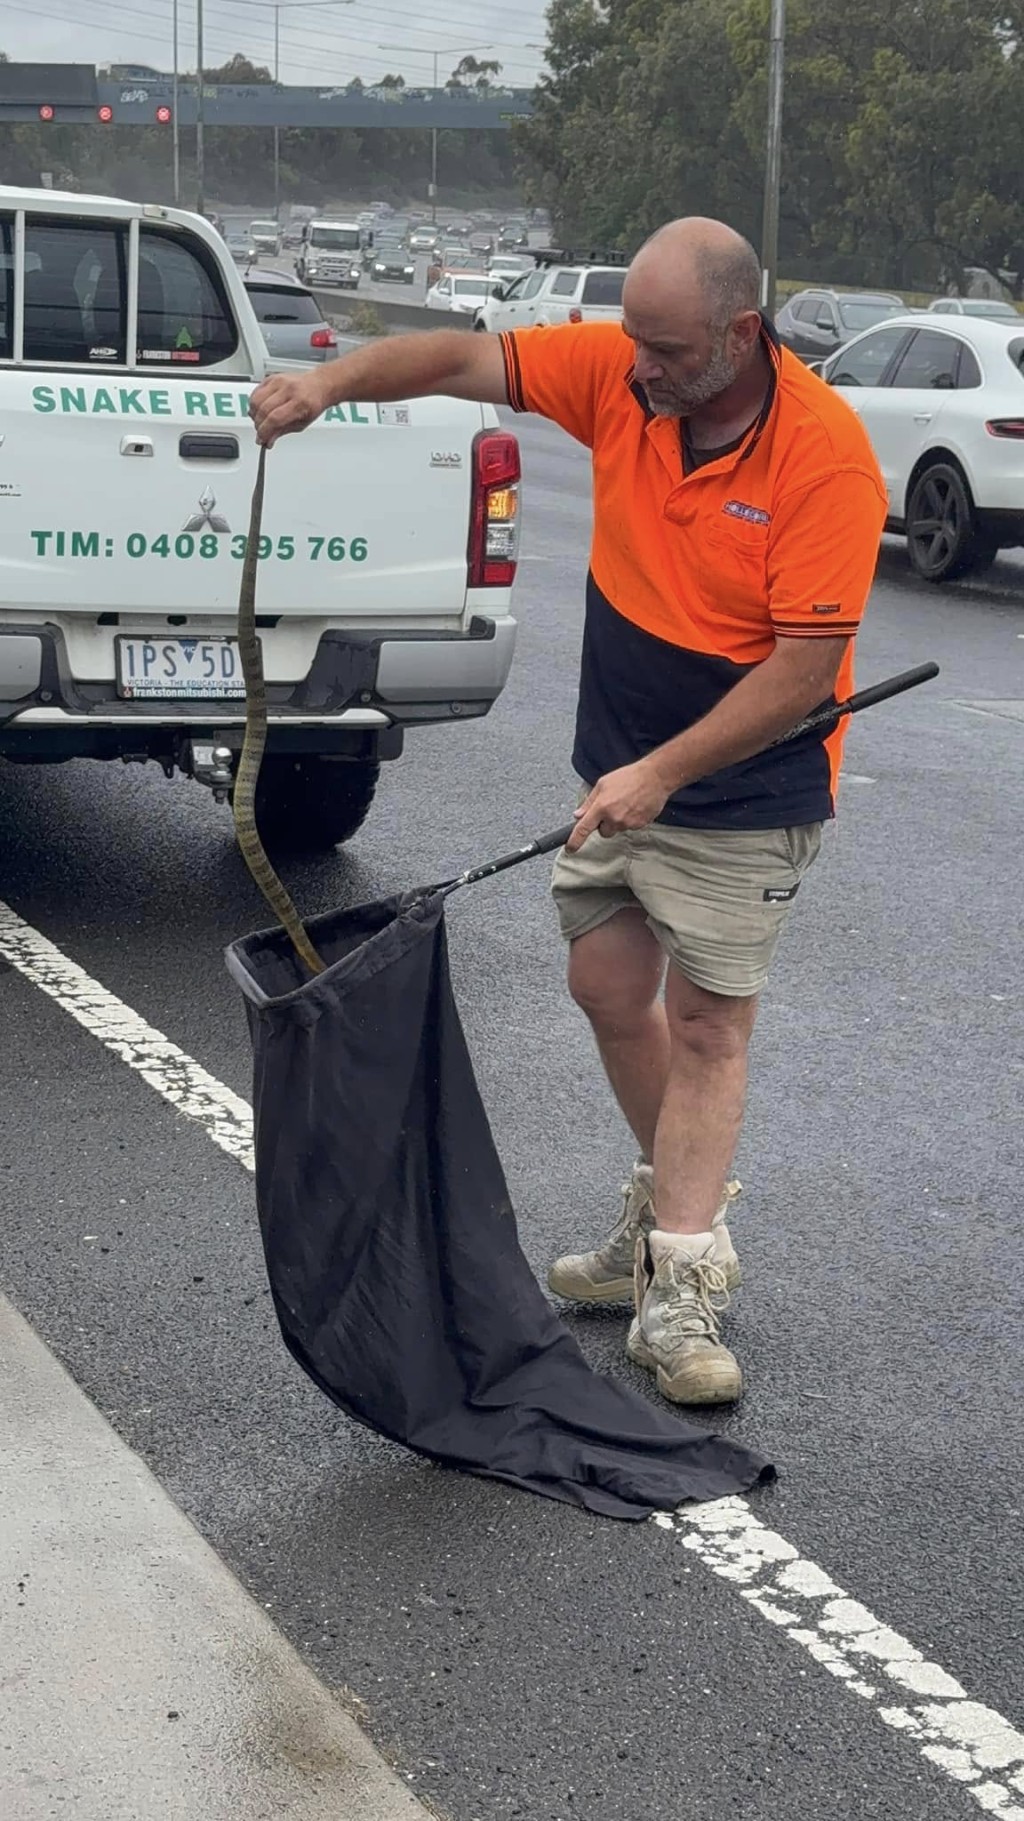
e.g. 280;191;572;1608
0;1294;433;1821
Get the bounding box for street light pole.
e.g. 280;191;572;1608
378;41;493;222
760;0;785;320
195;0;205;214
172;0;180;204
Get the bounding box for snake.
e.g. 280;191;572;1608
232;443;326;977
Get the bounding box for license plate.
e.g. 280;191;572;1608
116;636;249;700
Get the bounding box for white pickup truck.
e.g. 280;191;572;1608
475;256;627;334
0;186;520;849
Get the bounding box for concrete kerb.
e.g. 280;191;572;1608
314;289;476;334
0;1294;435;1821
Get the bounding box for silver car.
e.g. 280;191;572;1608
225;226;254;265
243;270;339;362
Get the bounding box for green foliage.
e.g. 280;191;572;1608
344;300;388;336
515;0;1024;292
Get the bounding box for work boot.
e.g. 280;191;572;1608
547;1162;742;1304
627;1229;742;1406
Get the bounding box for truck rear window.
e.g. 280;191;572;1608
581;271;626;308
248;287;321;325
23;219;128;363
137;228;237;366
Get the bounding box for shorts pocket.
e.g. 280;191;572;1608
782;823;823;872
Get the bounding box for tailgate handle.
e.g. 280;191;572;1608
179;433;239;461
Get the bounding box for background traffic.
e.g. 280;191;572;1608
213;199;1024;588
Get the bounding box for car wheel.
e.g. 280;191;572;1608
905;461;990;583
242;757;380;853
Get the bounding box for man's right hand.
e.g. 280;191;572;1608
250;369;333;447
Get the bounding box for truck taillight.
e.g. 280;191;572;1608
310;326;337;349
986;418;1024;438
468;430;520;587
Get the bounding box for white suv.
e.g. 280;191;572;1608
474;259;626;332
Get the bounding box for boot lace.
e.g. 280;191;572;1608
659;1256;731;1345
605;1171;653;1249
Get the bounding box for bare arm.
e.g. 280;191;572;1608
567;636;849;850
249;330;509;445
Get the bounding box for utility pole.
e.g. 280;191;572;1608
274;4;281;221
172;0;180;204
760;0;785;320
196;0;206;214
430;51;439;226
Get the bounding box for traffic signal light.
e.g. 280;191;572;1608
97;104;114;123
38;104;54;122
156;105;172;124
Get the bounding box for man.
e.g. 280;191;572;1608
250;217;887;1409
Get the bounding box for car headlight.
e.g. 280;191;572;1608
374;263;385;273
404;265;414;275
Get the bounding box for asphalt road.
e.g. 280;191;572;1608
3;414;1024;1821
258;243;535;309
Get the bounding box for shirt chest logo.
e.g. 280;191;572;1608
723;499;771;527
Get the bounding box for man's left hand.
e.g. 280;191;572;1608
566;760;672;853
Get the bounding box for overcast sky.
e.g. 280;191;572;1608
0;0;549;88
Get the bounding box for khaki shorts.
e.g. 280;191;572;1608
551;814;823;998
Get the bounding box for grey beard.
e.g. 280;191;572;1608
644;343;741;418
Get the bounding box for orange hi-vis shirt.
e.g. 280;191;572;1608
500;317;888;828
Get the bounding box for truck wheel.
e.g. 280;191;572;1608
905;461;989;583
243;757;380;852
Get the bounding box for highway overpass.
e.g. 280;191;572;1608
0;63;535;129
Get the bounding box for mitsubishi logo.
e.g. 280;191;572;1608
181;485;230;534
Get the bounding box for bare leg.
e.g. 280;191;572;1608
652;966;758;1236
567;909;669;1159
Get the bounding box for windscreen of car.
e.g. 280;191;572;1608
250;222;277;237
582;270;626;307
964;300;1020;319
248;287;321;324
377;242;406;257
310;227;360;249
838;299;905;331
454;278;492;296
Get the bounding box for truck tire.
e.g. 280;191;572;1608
243;757;380;853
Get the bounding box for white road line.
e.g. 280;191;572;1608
4;897;1023;1818
661;1500;1024;1818
0;901;254;1173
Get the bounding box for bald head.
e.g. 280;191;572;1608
626;218;762;333
620;217;766;419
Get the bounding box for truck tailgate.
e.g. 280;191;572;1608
4;374;482;620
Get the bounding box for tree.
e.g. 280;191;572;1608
515;0;1024;290
449;55;502;90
